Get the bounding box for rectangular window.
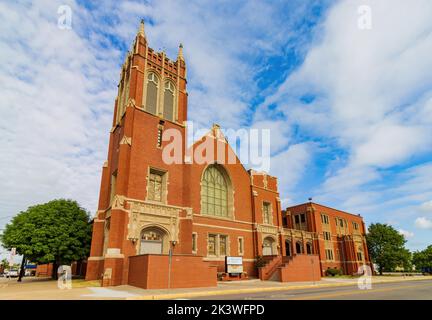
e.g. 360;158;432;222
110;172;117;203
300;213;306;223
148;169;165;202
323;231;331;241
325;249;334;261
357;252;363;261
238;237;244;255
339;219;344;227
295;215;300;224
208;234;216;256
157;127;163;148
192;233;197;253
219;235;227;256
321;214;329;224
353;222;359;230
263;202;272;224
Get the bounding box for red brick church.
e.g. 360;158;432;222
86;21;371;288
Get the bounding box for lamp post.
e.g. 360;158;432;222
311;258;315;285
168;240;177;289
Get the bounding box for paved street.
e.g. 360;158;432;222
1;276;431;300
194;279;432;300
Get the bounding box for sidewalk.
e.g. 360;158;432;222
1;275;431;300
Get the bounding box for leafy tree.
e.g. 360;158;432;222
1;258;8;266
0;199;92;279
366;223;411;274
412;245;432;272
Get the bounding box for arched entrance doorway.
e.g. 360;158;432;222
139;227;167;255
295;241;303;254
285;240;291;256
263;237;275;256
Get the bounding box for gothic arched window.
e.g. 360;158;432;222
163;81;175;121
145;72;159;115
201;165;229;217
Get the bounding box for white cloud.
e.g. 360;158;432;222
415;217;432;230
420;200;432;213
0;0;324;236
269;143;312;207
398;229;414;239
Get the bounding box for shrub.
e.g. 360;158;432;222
255;256;267;268
325;268;342;277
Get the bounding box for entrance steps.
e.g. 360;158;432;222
258;255;321;282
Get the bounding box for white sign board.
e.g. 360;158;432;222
226;256;243;274
8;248;16;267
226;256;243;265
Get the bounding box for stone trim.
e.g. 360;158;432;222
88;256;104;261
193;223;252;233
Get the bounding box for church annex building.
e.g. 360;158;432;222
86;21;372;289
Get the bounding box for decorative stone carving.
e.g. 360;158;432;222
127;200;181;244
112;195;126;210
120;136;132;146
257;224;279;235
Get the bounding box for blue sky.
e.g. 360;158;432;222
1;0;432;260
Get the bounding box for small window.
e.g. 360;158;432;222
157;126;163;148
324;231;331;241
219;235;227;256
300;213;306;223
357;252;363;261
192;233;197;253
294;215;300;224
208;234;216;256
295;242;303;254
263;202;272;224
353;222;359;230
306;243;312;255
238;237;244;255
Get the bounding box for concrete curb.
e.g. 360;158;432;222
126;276;432;300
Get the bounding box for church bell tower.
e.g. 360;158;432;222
86;20;190;286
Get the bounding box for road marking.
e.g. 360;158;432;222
291;283;432;300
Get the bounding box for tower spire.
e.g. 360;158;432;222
177;43;184;61
138;19;146;38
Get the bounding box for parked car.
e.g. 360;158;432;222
4;269;19;277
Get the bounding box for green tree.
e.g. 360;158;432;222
0;199;92;279
366;223;411;274
412;245;432;272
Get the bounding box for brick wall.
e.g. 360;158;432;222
128;254;217;289
279;255;321;282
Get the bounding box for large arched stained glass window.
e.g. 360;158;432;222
201;165;229;217
146;72;159;115
163;81;175;121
